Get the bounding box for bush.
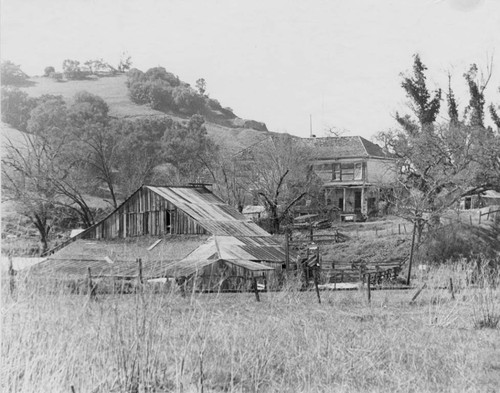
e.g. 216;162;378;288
62;59;89;80
1;87;37;131
148;81;174;111
49;72;63;81
1;61;29;86
44;66;55;77
144;67;180;86
416;222;500;267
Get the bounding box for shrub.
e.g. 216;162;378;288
149;82;174;111
144;67;180;86
128;81;150;104
1;87;37;131
49;72;63;81
1;60;29;86
62;59;89;80
126;68;145;87
44;66;55;77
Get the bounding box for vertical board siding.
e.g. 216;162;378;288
83;188;208;240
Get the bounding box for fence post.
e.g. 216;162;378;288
406;222;417;286
409;283;427;304
8;255;16;299
285;228;290;272
398;224;401;235
253;276;260;302
314;268;321;304
449;277;455;300
137;258;143;285
309;224;314;242
367;273;371;304
87;267;96;301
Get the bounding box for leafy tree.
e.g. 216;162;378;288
1;88;37;131
463;64;491;128
62;59;88;80
144;67;180;86
117;52;132;73
1;60;29;86
162;115;218;182
113;116;173;196
44;66;55;77
172;86;204;114
196;78;207;96
488;87;500;130
65;92;122;207
396;54;441;133
148;81;174;111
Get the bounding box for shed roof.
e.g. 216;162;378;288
32;234;291;278
161;258;275;278
181;235;293;263
305;136;388;159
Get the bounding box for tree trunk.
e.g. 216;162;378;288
32;214;49;255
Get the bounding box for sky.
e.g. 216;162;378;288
1;0;500;140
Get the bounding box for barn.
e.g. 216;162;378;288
33;185;291;290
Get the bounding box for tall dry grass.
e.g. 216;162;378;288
2;263;499;393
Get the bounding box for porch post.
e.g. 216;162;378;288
361;187;365;215
343;188;346;212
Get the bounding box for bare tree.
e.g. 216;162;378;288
233;134;318;233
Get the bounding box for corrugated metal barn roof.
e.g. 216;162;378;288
147;186;270;237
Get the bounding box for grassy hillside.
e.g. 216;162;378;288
18;75;270;153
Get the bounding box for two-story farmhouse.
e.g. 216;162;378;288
307;136;396;219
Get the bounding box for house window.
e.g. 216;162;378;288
341;163;355;181
332;164;341;180
354;163;363;180
331;162;363;181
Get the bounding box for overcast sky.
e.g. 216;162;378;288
1;0;499;139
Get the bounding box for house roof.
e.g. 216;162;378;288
305;136;388;160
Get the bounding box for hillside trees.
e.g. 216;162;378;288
1;88;37;131
161;114;219;183
113;116;172;196
127;67;207;116
62;59;88;80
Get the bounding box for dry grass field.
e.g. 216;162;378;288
2;264;499;393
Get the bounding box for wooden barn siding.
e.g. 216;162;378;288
83;188;208;239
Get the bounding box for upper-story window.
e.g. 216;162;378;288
331;162;363;181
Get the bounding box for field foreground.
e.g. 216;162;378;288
2;268;500;393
